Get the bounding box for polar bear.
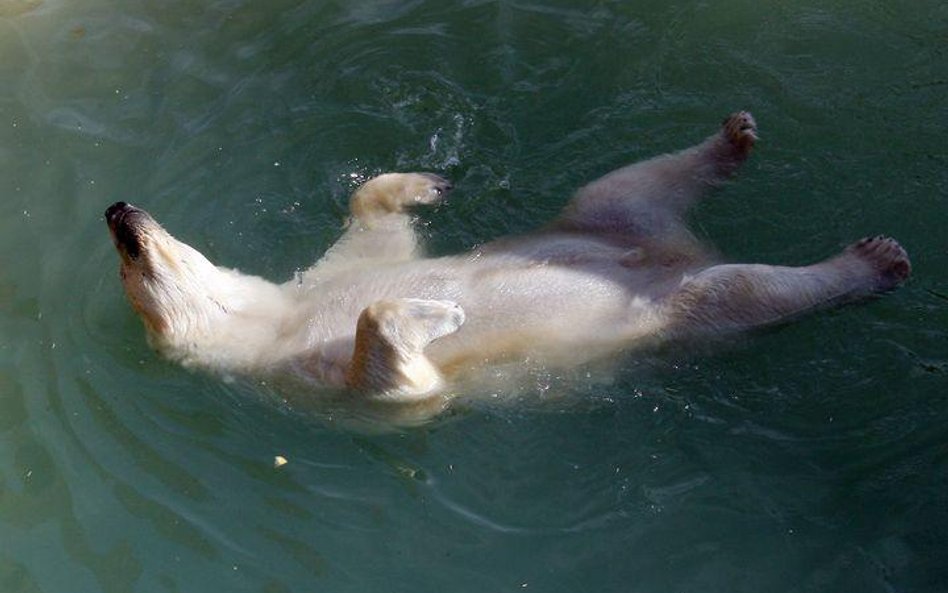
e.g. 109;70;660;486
105;112;910;411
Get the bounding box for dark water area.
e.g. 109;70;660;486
1;1;947;591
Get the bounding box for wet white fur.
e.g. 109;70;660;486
112;117;909;407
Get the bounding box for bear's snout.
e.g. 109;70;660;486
106;202;150;260
105;201;140;224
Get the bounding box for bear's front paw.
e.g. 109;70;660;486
845;236;912;292
350;172;454;218
721;111;758;156
414;173;453;206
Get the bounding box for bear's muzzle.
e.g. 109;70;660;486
106;201;151;260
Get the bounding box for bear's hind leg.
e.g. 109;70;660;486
555;112;757;237
345;298;465;401
662;236;911;337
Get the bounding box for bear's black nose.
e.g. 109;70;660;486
105;202;148;230
105;201;131;222
105;202;148;259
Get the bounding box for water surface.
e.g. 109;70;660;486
1;1;947;592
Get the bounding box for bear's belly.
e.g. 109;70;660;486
292;235;697;374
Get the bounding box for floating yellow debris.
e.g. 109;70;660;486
273;455;288;468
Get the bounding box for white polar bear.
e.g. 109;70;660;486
105;112;910;411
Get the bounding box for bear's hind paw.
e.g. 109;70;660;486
721;111;758;156
844;235;912;292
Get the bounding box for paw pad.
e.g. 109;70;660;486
419;173;453;198
722;111;758;154
846;236;912;290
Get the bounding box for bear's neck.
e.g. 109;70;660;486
151;270;306;375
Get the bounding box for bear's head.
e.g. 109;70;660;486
105;202;233;350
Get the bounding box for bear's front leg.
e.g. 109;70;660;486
345;298;465;401
304;173;453;279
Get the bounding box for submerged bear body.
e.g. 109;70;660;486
106;112;910;411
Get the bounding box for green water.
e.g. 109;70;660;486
2;0;947;591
